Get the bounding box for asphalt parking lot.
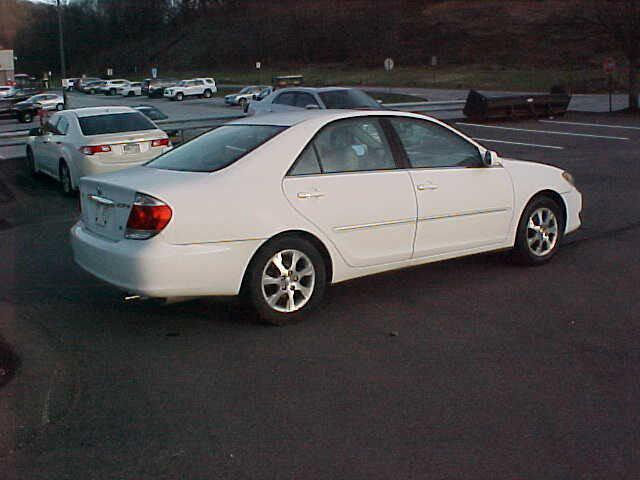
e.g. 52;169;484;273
1;111;639;479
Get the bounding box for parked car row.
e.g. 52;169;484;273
70;76;219;100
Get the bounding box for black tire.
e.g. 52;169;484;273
26;147;38;176
203;89;212;98
59;160;74;196
176;93;184;101
128;91;135;97
110;88;116;96
90;88;96;95
20;111;33;123
239;98;248;109
56;103;64;111
244;236;327;325
512;195;564;265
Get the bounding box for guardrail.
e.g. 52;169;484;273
0;101;466;150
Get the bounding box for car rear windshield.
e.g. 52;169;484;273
319;90;379;109
147;125;287;173
78;112;156;136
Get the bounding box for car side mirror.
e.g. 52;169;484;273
29;127;42;136
305;104;320;110
482;150;497;167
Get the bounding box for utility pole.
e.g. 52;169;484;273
57;0;67;108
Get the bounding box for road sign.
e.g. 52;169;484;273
431;56;438;67
603;57;616;74
256;62;261;70
384;58;394;72
151;67;158;79
106;67;113;77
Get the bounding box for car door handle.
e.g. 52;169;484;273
416;183;439;191
297;191;325;199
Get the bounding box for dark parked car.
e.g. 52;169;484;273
131;104;168;121
143;78;178;97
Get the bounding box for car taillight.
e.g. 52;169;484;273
80;145;111;155
151;138;170;147
125;193;172;240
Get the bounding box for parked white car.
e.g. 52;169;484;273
26;106;171;195
163;79;215;101
20;93;65;111
0;85;17;98
118;82;143;97
70;110;582;324
99;79;130;96
225;85;272;108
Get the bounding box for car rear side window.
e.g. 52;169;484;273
147;125;287;173
78;112;156;136
288;144;321;176
319;90;379;109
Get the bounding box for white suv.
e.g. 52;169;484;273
163;79;215;101
100;79;130;96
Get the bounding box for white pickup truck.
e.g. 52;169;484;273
163;78;216;101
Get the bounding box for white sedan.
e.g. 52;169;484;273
71;110;582;325
118;82;143;97
26;106;171;195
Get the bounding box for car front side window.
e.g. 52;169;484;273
390;118;482;169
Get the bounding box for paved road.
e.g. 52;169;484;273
1;112;639;479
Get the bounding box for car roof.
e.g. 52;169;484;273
230;109;419;127
275;86;353;94
68;106;138;118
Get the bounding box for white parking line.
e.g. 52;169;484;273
473;138;564;150
457;122;629;140
539;120;640;130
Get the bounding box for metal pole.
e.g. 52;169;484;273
609;73;613;113
57;0;67;108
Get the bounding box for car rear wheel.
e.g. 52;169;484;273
244;236;327;325
59;161;73;196
110;88;116;96
203;89;212;98
512;196;564;265
26;147;39;176
56;103;64;111
128;91;134;97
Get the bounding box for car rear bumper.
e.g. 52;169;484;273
562;188;582;234
71;222;264;297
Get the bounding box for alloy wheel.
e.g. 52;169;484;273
526;207;558;256
261;249;316;313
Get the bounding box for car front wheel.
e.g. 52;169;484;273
176;93;184;101
20;111;33;123
512;196;564;265
245;237;327;325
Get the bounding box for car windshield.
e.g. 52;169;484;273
78;112;156;136
319;89;379;109
147;125;286;173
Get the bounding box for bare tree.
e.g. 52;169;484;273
568;0;640;111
